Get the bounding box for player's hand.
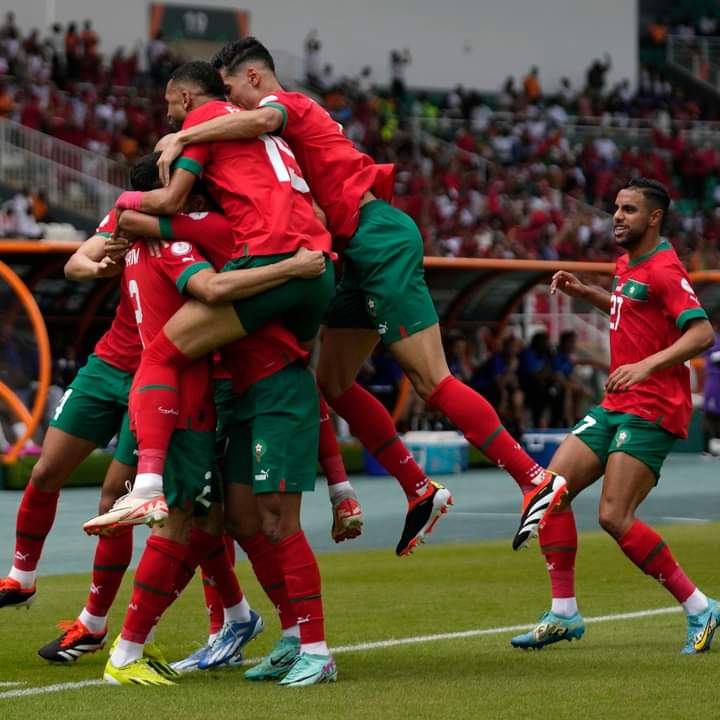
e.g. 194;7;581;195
289;247;326;278
550;271;587;298
605;360;653;393
146;239;167;257
105;233;130;261
94;256;123;278
156;133;184;187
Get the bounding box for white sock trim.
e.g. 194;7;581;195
551;597;578;618
79;608;107;634
282;625;300;639
328;481;353;502
682;588;709;616
133;473;163;496
8;566;36;588
110;638;144;668
301;640;329;656
224;597;251;624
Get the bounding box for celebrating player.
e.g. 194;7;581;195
510;178;719;654
155;38;567;556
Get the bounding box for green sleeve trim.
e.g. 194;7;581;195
176;262;212;295
158;216;174;241
173;156;203;177
263;102;288;134
96;232;112;238
676;307;708;330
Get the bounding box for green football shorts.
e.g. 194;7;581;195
223;254;335;343
49;354;133;448
325;200;439;345
223;362;319;494
571;405;677;480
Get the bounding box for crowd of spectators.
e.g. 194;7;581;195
359;328;597;437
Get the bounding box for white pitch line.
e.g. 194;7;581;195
0;680;104;699
0;683;25;688
0;605;683;700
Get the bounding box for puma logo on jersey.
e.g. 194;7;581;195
255;468;270;482
378;321;389;335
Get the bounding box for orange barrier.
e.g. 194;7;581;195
0;381;32;426
0;240;81;253
0;260;52;463
424;257;615;274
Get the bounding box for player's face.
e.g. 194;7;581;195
613;189;652;248
220;67;257;110
165;80;188;130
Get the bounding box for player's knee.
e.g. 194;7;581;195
405;368;438;402
316;371;351;402
598;506;627;540
225;514;259;543
29;458;63;492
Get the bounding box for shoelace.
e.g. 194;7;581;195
57;619;90;647
0;577;22;591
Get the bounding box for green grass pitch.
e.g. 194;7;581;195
1;524;718;720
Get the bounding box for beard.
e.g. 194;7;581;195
615;223;648;249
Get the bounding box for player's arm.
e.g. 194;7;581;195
116;209;162;238
606;318;714;393
156;107;283;185
115;168;196;216
185;248;326;304
64;234;123;281
550;271;611;314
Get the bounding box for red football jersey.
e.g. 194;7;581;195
258;91;395;240
601;239;708;438
158;209;308;392
123;239;215;431
175;100;332;258
92;209;143;373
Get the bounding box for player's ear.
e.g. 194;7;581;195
181;89;192;111
649;208;663;228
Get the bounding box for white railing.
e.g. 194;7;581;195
0;119;127;219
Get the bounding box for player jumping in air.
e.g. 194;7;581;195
510;178;720;655
155;38;567;556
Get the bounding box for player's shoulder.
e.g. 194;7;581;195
614;253;629;273
95;208;116;235
259;90;313;113
648;240;685;274
183;100;242;128
160;238;202;260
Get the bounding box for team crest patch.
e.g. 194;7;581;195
255;439;267;463
615;429;631;448
171;241;192;256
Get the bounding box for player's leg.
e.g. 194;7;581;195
1;357;129;608
510;427;605;650
39;456;135;663
317;390;363;542
191;500;262;671
128;301;246;506
600;420;720;653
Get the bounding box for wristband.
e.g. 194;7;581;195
116;190;144;211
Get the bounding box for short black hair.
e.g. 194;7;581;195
623;177;671;214
130;152;162;191
211;37;275;75
169;61;225;100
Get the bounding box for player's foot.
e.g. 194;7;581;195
510;611;585;650
396;481;453;557
198;611;264;669
331;489;364;542
103;656;176;686
0;577;36;609
144;640;181;680
244;636;300;681
682;598;720;654
512;471;568;550
83;491;168;536
277;651;337;687
38;619;107;663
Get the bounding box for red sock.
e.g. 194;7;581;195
85;527;133;617
275;531;325;645
329;383;427;498
193;528;243;611
618;520;696;603
427;375;542;491
129;330;191;475
12;483;60;574
122;535;187;643
539;510;577;599
239;532;294;630
202;535;239;634
318;393;348;488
